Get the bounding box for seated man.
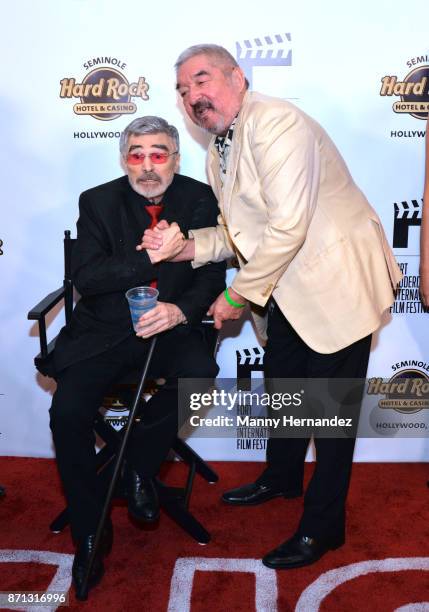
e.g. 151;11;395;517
49;115;225;598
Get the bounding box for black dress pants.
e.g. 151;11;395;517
260;301;371;542
49;328;217;541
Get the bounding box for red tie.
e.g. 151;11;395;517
145;204;163;288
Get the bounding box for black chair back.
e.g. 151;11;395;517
63;230;76;325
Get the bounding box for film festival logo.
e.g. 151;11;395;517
59;56;150;122
235;347;266;451
380;53;429;137
391;198;428;315
235;34;292;89
236;347;264;390
393;198;422;249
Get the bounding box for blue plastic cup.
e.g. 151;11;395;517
125;286;159;331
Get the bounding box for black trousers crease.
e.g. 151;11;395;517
259;301;371;541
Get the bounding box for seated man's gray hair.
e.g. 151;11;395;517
119;116;180;157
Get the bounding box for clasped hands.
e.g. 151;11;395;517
136;220;185;263
138;221;247;329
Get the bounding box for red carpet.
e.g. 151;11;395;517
0;458;428;611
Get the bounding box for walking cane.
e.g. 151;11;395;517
79;335;158;600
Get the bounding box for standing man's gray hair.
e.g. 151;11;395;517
175;44;249;88
119;116;179;157
175;44;240;74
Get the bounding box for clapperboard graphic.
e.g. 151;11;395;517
393;199;422;249
236;347;264;390
235;33;292;88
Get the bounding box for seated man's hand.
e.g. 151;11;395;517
138;221;185;263
136;302;186;338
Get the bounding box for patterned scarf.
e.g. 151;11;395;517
214;116;237;176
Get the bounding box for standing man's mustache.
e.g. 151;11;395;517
192;99;215;117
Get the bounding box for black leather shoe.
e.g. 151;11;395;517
222;482;302;506
127;469;159;522
262;533;344;570
72;521;113;601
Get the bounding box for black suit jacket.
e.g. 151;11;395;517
54;173;226;372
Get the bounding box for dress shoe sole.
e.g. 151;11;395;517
262;554;323;570
262;540;344;570
222;490;302;506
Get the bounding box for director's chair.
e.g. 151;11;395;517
28;230;220;598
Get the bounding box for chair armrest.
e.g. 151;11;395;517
28;287;64;321
28;286;65;360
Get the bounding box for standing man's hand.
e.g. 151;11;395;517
208;287;247;329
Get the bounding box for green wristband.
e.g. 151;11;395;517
224;288;245;308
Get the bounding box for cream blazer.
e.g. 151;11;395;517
190;91;402;353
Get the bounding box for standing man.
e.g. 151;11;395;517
143;45;402;569
49;115;225;598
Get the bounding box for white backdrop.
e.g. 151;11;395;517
1;0;428;461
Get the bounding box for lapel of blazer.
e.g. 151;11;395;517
218;91;250;221
207;142;222;203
